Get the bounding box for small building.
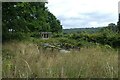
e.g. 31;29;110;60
40;32;52;39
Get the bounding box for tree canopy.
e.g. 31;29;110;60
117;13;120;33
2;2;63;41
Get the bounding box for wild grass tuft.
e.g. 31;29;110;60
2;41;118;78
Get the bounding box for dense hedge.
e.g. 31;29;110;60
63;31;120;48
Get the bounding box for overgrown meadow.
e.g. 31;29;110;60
2;2;120;79
2;39;118;78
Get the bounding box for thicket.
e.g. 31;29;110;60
49;24;120;49
26;25;120;49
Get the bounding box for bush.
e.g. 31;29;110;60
2;49;15;60
52;33;63;38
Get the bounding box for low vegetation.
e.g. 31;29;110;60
2;41;118;78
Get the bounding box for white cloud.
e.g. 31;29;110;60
46;0;120;29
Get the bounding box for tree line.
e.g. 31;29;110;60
52;23;120;48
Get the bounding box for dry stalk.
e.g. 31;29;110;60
21;59;32;75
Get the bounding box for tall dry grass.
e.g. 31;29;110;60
2;41;118;78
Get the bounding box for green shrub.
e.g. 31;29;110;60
2;49;15;60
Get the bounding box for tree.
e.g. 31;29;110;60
108;23;117;32
47;12;62;33
117;14;120;33
2;2;63;41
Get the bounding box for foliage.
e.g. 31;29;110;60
2;2;62;41
62;25;120;48
117;13;120;33
52;32;63;38
63;27;102;34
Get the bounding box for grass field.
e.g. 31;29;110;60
2;41;118;78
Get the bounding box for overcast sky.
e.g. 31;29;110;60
46;0;120;29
